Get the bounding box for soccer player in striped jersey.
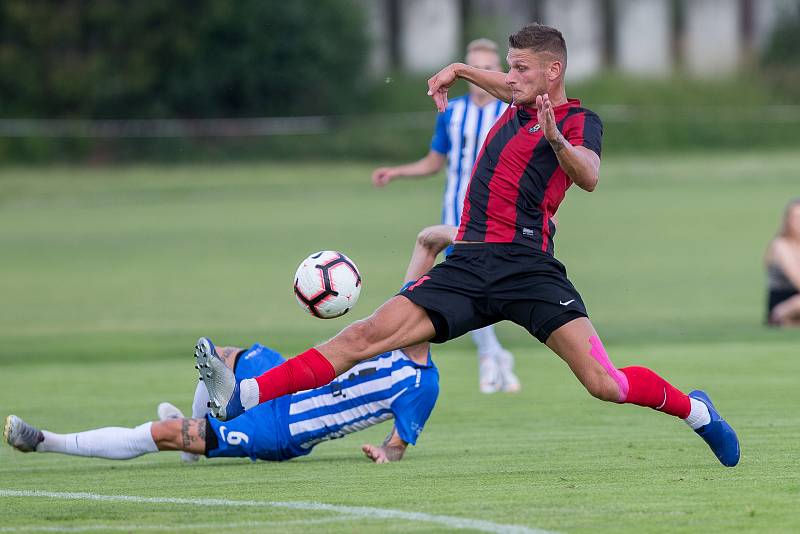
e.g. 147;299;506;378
3;228;451;464
371;38;519;394
211;23;740;468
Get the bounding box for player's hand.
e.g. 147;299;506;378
427;63;462;112
371;167;398;187
362;443;390;464
536;93;560;142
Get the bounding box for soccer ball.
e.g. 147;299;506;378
293;251;362;319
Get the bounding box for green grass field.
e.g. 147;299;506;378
1;151;799;533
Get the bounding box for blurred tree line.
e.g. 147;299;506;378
0;0;367;119
0;0;798;163
761;0;800;95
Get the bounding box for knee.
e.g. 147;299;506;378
582;371;621;402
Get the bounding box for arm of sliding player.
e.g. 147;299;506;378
361;427;408;463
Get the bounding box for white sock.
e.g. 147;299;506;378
240;378;260;410
36;422;158;460
684;398;712;430
471;325;503;358
192;380;211;418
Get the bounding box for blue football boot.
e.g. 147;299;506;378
689;390;740;467
194;337;244;421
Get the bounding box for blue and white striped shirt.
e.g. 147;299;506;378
431;94;509;226
283;349;439;457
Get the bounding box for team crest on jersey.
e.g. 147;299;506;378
528;124;541;133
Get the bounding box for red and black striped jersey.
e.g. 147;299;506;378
455;98;602;255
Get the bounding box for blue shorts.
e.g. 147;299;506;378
205;344;292;461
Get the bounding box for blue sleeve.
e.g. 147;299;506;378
430;110;451;155
233;344;286;381
391;371;439;445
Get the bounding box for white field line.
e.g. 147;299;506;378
0;517;358;532
0;489;555;534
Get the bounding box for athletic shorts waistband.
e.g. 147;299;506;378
452;242;550;256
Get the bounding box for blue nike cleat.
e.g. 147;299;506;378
689;390;740;467
194;337;244;421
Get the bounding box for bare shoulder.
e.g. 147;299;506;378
772;237;791;254
771;238;800;263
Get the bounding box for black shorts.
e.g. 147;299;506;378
400;243;588;343
767;288;799;324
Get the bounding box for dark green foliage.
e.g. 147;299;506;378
761;1;800;98
0;0;367;119
762;1;800;67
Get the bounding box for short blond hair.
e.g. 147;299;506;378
465;38;499;56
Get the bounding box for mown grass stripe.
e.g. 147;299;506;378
0;489;554;534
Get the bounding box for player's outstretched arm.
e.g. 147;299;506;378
371;150;447;187
427;63;511;112
361;427;408;463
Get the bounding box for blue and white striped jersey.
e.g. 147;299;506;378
431;94;509;227
283;349;439;458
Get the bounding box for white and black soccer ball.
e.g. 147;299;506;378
293;251;362;319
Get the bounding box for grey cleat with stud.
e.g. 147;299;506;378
4;415;44;452
194;337;242;421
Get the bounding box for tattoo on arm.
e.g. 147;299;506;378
380;428;407;461
181;419;192;449
196;419;206;441
549;134;565;154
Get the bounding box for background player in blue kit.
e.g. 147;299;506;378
4;228;451;464
371;38;519;394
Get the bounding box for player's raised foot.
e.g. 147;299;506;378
4;415;44;453
157;402;198;463
689;390;740;467
495;349;521;393
194;337;243;421
478;355;500;394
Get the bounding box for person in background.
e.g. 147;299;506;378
765;198;800;327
